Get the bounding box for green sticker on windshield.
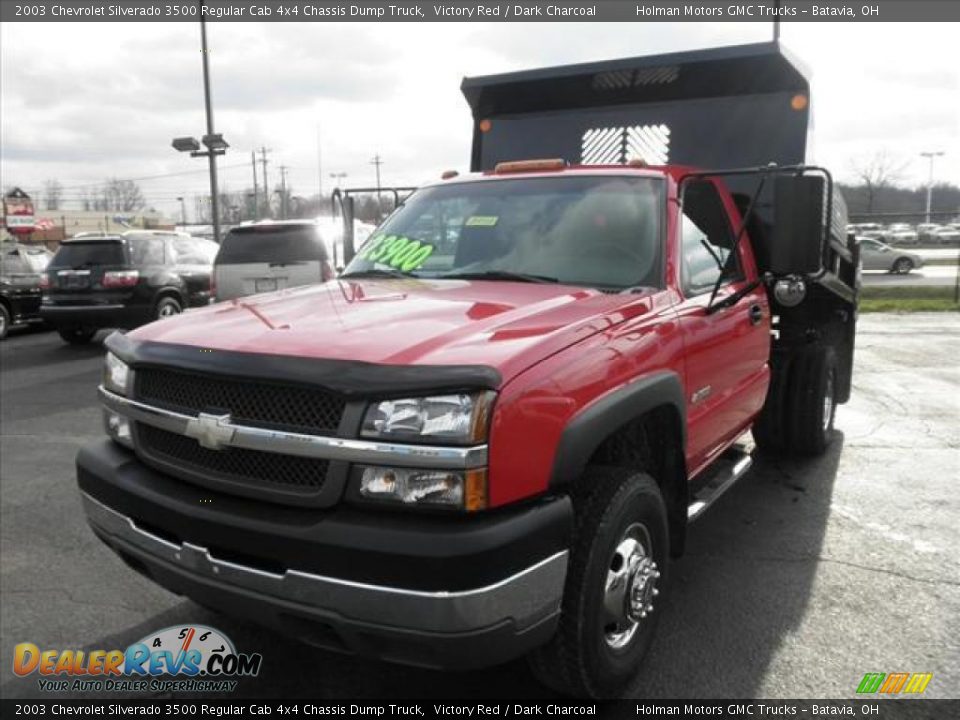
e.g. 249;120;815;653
465;215;498;227
358;234;434;272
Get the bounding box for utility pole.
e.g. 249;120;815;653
259;146;271;217
773;0;781;41
370;153;384;218
278;165;289;219
920;151;944;225
251;151;259;219
317;124;323;204
176;196;187;225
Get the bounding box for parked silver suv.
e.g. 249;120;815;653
212;220;334;301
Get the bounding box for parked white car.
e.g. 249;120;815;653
931;226;960;245
888;229;919;245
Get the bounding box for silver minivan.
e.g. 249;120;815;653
212;220;334;301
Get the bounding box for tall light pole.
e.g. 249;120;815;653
172;11;228;242
920;151;944;224
199;16;222;242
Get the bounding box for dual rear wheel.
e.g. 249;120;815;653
752;345;838;455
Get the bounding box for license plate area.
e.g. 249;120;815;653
255;278;278;293
58;270;91;289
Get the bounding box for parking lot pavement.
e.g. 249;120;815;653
2;316;958;700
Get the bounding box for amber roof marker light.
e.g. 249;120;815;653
494;159;568;174
791;94;809;111
479;118;493;133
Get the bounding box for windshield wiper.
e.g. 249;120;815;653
339;268;412;279
438;270;559;284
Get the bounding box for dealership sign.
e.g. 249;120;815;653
4;187;35;234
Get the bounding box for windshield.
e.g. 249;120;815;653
49;241;126;268
343;175;663;290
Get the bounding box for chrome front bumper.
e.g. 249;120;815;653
82;492;567;637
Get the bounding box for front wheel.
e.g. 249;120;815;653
57;327;97;345
528;468;669;698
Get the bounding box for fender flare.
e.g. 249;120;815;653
549;371;686;487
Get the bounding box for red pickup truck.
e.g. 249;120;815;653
77;43;859;697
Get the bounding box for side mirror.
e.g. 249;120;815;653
769;175;826;275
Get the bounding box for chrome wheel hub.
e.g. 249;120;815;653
603;523;659;649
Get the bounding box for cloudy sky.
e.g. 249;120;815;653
2;20;958;220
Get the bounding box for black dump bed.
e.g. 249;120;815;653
462;41;854;302
462;41;811;174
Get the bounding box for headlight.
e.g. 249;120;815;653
361;392;494;444
103;352;130;395
356;466;487;511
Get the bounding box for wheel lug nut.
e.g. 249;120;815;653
653;588;659;596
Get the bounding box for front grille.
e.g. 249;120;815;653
137;423;331;494
135;368;345;435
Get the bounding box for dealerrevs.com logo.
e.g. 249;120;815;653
13;625;262;693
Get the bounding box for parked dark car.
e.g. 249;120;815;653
40;231;218;344
0;242;52;340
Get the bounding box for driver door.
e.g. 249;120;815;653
674;180;769;476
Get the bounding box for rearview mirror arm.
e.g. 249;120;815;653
706;171;770;310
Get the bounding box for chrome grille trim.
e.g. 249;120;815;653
99;386;488;470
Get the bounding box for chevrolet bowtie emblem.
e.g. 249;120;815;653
185;412;235;451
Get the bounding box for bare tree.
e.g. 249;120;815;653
850;151;908;213
43;180;63;210
105;178;145;212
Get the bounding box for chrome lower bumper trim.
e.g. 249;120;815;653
82;492;567;634
98;386;488;470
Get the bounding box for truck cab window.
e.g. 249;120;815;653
680;181;743;296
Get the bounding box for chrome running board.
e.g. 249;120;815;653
687;447;753;522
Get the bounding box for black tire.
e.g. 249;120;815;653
787;346;838;455
893;257;913;274
754;346;837;456
528;467;669;698
0;304;10;340
155;296;182;320
752;354;793;454
57;327;97;345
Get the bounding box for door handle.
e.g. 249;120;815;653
748;304;764;325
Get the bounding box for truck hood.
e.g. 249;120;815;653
131;278;655;384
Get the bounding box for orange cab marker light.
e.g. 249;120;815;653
791;94;809;111
441;170;459;180
627;158;649;168
479;118;493;133
494;159;568;174
464;469;488;512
